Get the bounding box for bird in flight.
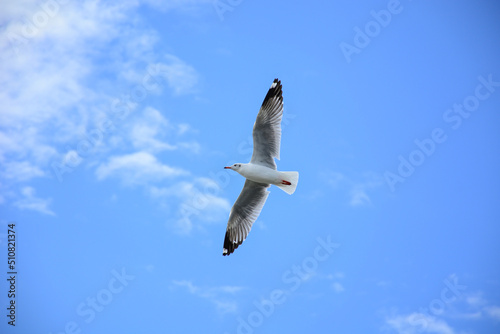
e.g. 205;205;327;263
222;78;299;256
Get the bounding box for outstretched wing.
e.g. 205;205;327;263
223;180;270;256
250;78;283;170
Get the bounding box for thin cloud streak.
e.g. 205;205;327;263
325;170;383;207
171;279;244;315
13;186;55;216
95;151;188;184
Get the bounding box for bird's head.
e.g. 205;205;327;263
224;163;243;171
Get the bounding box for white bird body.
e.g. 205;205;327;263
238;163;279;184
226;163;299;195
222;79;299;255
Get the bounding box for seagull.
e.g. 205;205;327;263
222;78;299;256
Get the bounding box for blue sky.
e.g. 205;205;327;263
1;0;500;333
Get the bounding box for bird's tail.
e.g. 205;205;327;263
276;171;299;195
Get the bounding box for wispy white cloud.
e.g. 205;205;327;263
377;280;392;287
2;161;45;182
153;55;199;95
383;289;500;334
95;151;188;185
463;291;486;308
129;107;176;151
14;186;55;216
484;306;500;321
150;177;231;234
128;107;200;153
325;171;383;207
142;0;213;14
327;171;346;188
171;279;244;315
331;282;345;293
456;291;500;321
172;280;198;294
322;272;345;293
93;127;228;233
177;123;192;135
0;0;202;212
349;184;372;207
1;1;137;128
385;313;455;334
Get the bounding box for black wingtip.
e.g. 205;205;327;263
261;78;282;107
222;230;240;256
